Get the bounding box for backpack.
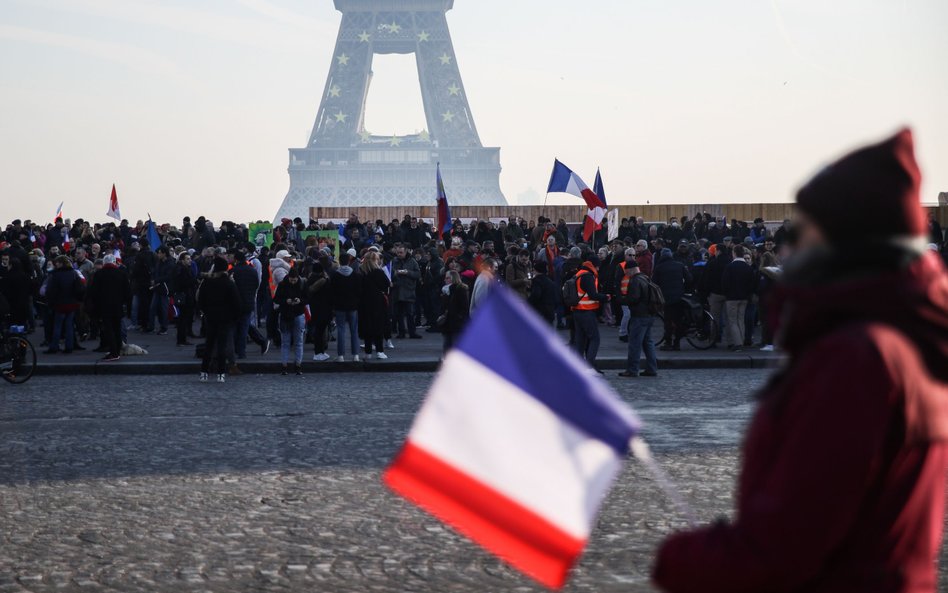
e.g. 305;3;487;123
644;276;665;316
561;272;585;308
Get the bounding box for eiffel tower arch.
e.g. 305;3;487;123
275;0;507;221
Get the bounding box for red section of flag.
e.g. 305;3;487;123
582;216;597;242
580;188;605;210
384;441;585;590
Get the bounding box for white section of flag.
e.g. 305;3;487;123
408;351;622;540
607;209;619;240
564;174;588;198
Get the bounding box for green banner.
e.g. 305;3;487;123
248;222;273;248
299;230;341;259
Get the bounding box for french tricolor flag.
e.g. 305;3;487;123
547;159;605;210
384;287;640;589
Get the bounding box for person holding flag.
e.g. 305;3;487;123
653;129;948;593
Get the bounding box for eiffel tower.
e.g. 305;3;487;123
275;0;507;221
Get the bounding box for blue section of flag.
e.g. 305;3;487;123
146;219;161;251
546;159;573;193
593;169;607;207
455;287;640;455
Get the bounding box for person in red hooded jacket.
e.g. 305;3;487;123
653;128;948;593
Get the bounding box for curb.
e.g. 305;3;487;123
32;355;784;376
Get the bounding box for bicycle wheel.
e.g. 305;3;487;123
1;336;37;384
653;313;666;347
686;310;717;351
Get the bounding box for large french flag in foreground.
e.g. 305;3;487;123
384;287;640;589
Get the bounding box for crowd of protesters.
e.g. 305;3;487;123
0;209;945;381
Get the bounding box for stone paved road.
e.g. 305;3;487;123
0;371;944;592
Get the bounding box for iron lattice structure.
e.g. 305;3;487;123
275;0;507;221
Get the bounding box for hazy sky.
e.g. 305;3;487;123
1;0;945;224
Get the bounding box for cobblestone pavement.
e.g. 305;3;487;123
0;371;944;592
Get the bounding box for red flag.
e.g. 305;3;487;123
106;184;121;221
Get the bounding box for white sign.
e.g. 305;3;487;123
607;208;619;241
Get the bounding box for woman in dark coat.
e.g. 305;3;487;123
440;269;469;353
358;251;391;359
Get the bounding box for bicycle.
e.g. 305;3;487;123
653;295;717;351
0;320;37;384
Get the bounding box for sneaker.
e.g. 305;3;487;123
281;366;288;376
759;344;775;352
353;355;361;362
157;329;168;336
200;372;208;382
375;352;388;360
618;335;629;343
386;339;395;349
217;374;225;383
337;355;345;362
101;354;121;362
617;371;638;378
295;365;303;376
313;353;330;361
262;339;271;355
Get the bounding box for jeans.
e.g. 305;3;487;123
725;300;748;347
50;310;75;352
279;314;306;365
625;316;658;375
618;305;631;337
335;310;359;356
394;301;417;337
744;301;758;345
147;292;169;331
572;309;600;366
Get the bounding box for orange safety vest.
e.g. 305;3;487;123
618;261;631;296
574;268;599;311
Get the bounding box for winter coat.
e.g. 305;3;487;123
651;253;692;304
505;261;531;299
636;250;653;278
152;257;174;296
359;268;391;339
622;272;652;318
273;278;305;320
46;266;83;313
197;272;240;324
305;273;331;319
231;262;260;315
329;266;362;312
527;272;558;321
87;264;130;318
721;259;756;301
391;255;420;303
441;283;470;334
171;263;197;307
654;252;948;593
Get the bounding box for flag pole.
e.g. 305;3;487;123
630;436;697;527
